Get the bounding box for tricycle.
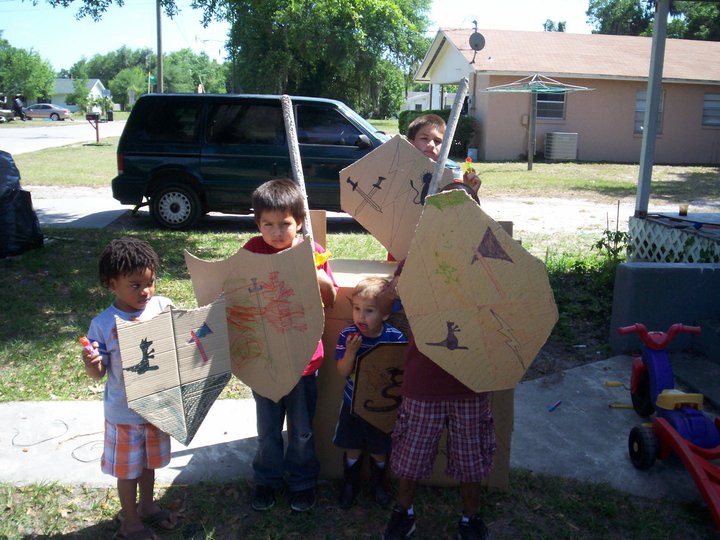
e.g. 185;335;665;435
619;323;720;528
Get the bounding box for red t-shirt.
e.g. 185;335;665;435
243;236;337;375
400;331;478;401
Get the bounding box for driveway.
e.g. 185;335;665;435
29;186;128;229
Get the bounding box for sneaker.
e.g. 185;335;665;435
382;505;416;539
457;514;489;540
251;485;275;511
290;487;316;512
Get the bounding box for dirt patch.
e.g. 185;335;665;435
526;331;610;381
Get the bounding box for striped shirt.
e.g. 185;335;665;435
336;322;406;406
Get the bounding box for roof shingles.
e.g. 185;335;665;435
441;28;720;82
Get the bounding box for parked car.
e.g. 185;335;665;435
23;103;71;121
112;93;390;229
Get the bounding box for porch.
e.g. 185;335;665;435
629;212;720;263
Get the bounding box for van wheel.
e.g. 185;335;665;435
151;184;202;229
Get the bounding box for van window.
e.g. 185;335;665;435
296;105;361;146
206;103;285;145
138;100;200;143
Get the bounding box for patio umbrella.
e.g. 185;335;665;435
483;74;592;170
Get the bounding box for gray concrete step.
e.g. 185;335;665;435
673;351;720;411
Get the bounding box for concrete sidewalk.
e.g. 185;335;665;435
29;186;127;229
0;356;704;505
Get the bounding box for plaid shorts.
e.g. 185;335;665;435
390;395;496;483
101;420;171;480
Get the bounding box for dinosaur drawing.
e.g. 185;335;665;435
426;321;469;350
124;337;159;374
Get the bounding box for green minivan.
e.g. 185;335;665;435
111;93;390;229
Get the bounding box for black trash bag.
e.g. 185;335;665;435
0;150;43;258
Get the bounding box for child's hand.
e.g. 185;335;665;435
81;340;101;368
346;332;362;354
463;170;481;193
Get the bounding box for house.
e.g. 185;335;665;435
402;90;457;111
52;78;107;112
415;29;720;164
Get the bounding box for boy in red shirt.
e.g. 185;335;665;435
244;178;338;513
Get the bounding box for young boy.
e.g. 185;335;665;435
334;276;406;508
244;178;338;513
82;237;178;540
382;140;493;540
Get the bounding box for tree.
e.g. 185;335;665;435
0;33;55;101
586;0;653;35
220;0;430;117
373;59;405;118
109;66;146;110
68;46;154;87
44;0;179;21
65;77;91;110
543;19;566;32
37;0;429;116
164;49;226;93
587;0;720;40
666;1;720;40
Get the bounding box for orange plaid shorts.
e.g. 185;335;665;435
101;420;171;480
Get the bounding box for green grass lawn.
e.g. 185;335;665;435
368;118;401;136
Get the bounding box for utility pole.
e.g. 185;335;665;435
156;0;164;93
634;0;669;216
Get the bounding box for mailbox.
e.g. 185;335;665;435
85;113;100;121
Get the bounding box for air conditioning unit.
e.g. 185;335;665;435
545;132;578;161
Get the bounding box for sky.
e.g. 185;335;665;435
0;0;594;72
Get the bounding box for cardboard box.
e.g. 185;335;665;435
315;258;513;491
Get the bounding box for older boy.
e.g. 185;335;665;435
244;178;338;513
382;125;493;539
407;113;481;193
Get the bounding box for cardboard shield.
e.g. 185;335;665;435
350;342;407;434
184;240;324;402
397;190;558;392
339;135;454;261
116;297;232;445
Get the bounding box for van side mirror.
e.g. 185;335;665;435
355;134;372;149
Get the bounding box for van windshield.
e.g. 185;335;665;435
337;103;391;143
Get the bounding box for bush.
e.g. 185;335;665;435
398;109;475;157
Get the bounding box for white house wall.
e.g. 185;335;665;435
419;43;472;85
